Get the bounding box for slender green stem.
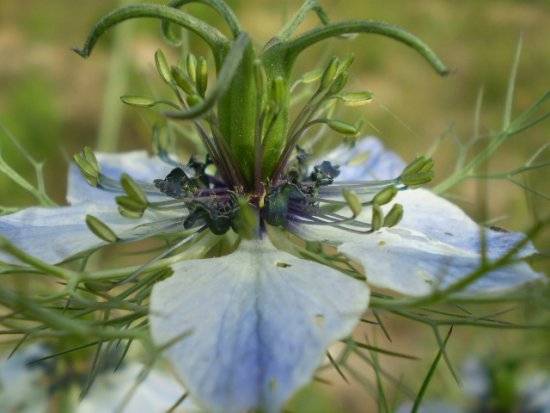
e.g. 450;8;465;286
279;20;449;76
96;0;134;152
163;0;242;38
274;0;329;42
74;4;229;63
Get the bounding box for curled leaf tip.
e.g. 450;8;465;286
71;47;88;58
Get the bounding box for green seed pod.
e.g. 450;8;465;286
342;189;361;217
120;173;148;206
155;49;172;84
383;203;404;228
186;54;197;82
120;95;156;108
327;119;359;136
171;66;195;95
196;56;208;97
86;215;118;243
371;205;383;232
373;186;398;206
320;57;339;89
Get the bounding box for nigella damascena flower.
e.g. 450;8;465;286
0;1;545;412
0;137;542;413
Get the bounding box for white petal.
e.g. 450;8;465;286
150;239;369;413
78;364;201;413
328;136;405;181
0;203;175;264
67;151;173;204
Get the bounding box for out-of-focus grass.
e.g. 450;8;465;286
0;1;548;411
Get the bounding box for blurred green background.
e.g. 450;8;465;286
1;0;549;411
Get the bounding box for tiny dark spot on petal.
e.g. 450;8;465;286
315;314;325;327
276;262;292;268
269;378;278;390
378;241;386;246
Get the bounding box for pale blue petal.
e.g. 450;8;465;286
150;239;369;413
67;151;173;204
287;188;543;296
338;226;543;296
0;345;49;413
328;136;405;181
395;189;538;258
0;203;176;264
78;364;201;413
